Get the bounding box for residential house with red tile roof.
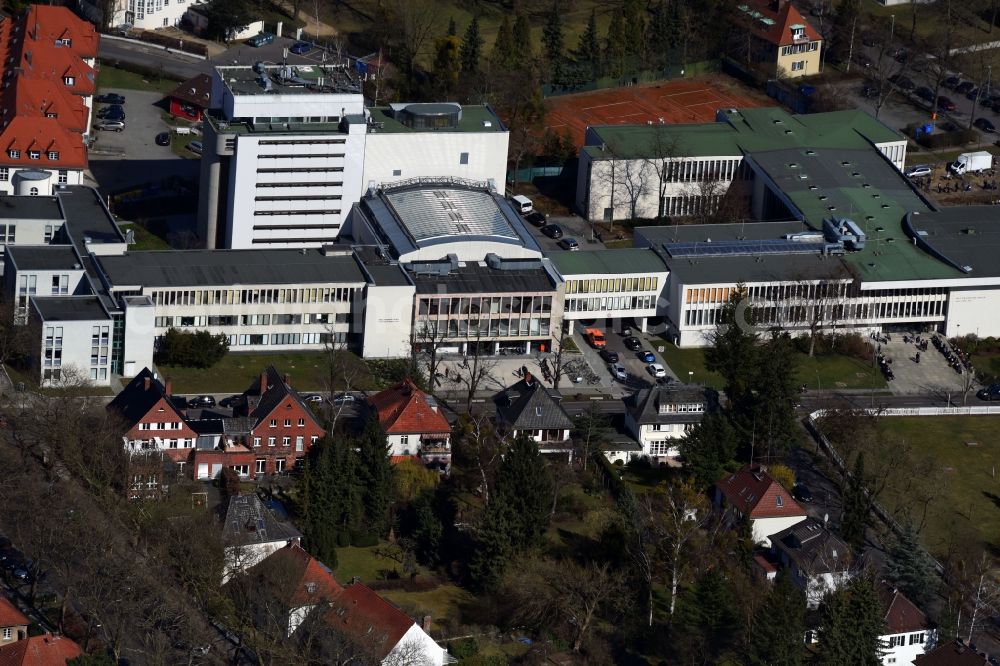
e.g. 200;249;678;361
0;597;28;645
714;464;807;546
367;378;451;472
914;640;988;666
234;366;325;477
0;633;81;665
0;6;97;196
734;0;823;79
877;582;936;665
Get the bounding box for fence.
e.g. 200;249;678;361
805;411;946;574
541;60;719;98
506;165;565;183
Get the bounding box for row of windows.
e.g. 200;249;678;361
230;332;345;346
417;295;554;317
416;316;551;338
683;296;948;327
781;42;819;56
253;209;342;216
565;295;657;312
256;167;345;174
251;224;343;231
254;195;343;202
258;153;344;160
647;441;678;456
150;287;357;306
154;313;348;327
565;277;658;295
258;138;346;145
661;194;723;218
256;181;344;188
139;421;183;430
253;121;343;129
251;435;314;448
6;150;60;161
661;158;742;184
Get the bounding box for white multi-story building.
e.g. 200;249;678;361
77;0;190;30
621;383;715;462
198;64;508;250
576;108;906;223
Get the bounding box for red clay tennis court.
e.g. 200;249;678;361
545;77;772;147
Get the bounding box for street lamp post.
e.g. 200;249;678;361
688;371;694;384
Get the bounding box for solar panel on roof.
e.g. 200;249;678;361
664;239;828;257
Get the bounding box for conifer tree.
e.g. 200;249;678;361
542;0;565;82
490;15;517;71
512;13;532;62
575;10;601;79
460;17;483;75
841;453;869;551
816;576;886;666
605;11;627;78
886;522;937;609
356;416;393;538
748;573;806;666
494;436;553;548
678;410;738;490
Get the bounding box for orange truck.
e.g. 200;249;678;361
584;328;606;348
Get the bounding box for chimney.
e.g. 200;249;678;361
523;371;533;386
260;372;267;395
165;379;172;396
284;373;291;387
143;377;151;391
421;615;432;632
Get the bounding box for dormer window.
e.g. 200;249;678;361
776;496;784;507
45;112;56;119
47;151;58;160
8;149;18;159
28;150;39;160
63;76;74;85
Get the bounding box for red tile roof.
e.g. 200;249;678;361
24;6;99;59
328;583;415;660
915;641;988;665
879;582;931;635
0;598;27;629
0;116;86;169
368;379;450;435
4;78;89;133
743;0;822;47
715;464;806;519
265;545;343;607
0;634;81;666
390;455;423;465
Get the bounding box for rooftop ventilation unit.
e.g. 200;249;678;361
822;216;866;251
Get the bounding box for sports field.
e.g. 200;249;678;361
545;77;772;147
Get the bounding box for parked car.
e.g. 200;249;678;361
623;336;642;351
889;74;914;91
187;140;203;155
956;81;976;95
246;32;275;47
540;223;563;239
523;211;547;227
968;88;985;102
914;86;935;102
892;48;908;63
301;393;324;403
974;117;997;133
97;105;125;120
621;325;632;337
646;363;667;378
94;120;124;132
639;350;656;363
977;383;1000;400
599;349;619;363
187;395;216;408
937;95;957;112
331;393;356;405
155;132;170;146
219;395;242;408
943;76;961;89
609;363;628;381
95;93;125;105
289;41;312;54
792;483;813;502
904;164;932;178
557;237;579;251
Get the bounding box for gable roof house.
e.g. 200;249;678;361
621;381;716;463
877;582;935;665
914;640;989;666
0;633;82;665
221;493;302;584
231;366;326;477
166;73;212;122
734;0;823;79
0;597;28;644
494;373;574;460
714;464;807;546
367;378;451;472
770;518;854;608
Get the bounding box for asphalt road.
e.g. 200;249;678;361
99;38;209;79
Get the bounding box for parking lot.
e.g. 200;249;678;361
571;325;677;394
519;212;605;254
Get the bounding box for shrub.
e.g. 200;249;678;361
336;531;351;548
450;638;479;660
156;327;228;368
352;531;379;548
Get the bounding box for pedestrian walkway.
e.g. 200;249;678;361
877;333;978;398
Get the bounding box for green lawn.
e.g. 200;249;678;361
170;133;202;160
873;416;1000;557
657;343;886;391
332;545;428;583
157;351;374;394
379;585;475;623
118;223;172;250
96;61;179;93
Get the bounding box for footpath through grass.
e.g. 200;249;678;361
877;416;1000;557
658;343;886;391
157;351;373;394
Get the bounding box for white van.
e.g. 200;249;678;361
511;195;533;214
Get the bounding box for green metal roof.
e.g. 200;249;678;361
548;248;668;276
367;105;505;133
582;108;904;160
